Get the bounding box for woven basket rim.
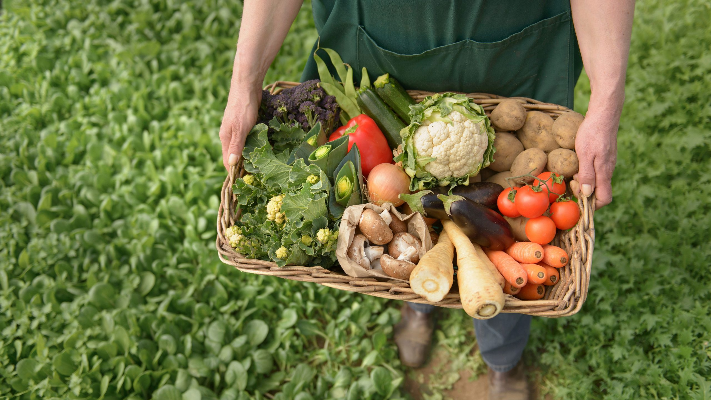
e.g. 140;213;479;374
216;81;595;318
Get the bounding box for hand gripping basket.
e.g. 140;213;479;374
216;81;596;318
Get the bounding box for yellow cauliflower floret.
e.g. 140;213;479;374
275;246;288;259
266;194;286;224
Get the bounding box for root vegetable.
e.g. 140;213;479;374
409;230;455;302
552;111;584;149
489;132;525;172
510;148;547;183
484;250;527;288
521;263;548;285
516;283;545;300
504;216;530;242
490;99;527;131
542;245;569;268
473;243;505;289
505;242;544;263
542;263;559;286
547;148;579;179
516;111;559;152
443;220;505;319
486;171;519;189
503;283;521;296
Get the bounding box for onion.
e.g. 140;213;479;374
367;163;411;207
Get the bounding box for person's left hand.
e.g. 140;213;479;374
573;109;619;209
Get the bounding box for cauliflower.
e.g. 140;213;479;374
275;246;288;259
266;194;286;225
306;174;319;185
398;93;495;190
224;226;244;248
242;174;255;185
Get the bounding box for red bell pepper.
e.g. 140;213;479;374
329;114;393;177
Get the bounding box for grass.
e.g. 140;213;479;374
1;0;710;399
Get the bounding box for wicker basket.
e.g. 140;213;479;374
216;81;595;318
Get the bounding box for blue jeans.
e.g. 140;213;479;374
407;302;531;372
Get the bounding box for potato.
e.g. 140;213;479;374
490;99;527;131
489;132;524;172
479;167;497;181
510;148;547;183
547;148;579;179
469;173;482;183
552;111;584;149
485;171;519;189
504;216;529;242
516;111;559;152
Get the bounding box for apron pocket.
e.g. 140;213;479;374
356;12;574;105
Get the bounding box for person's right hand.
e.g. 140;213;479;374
219;85;262;170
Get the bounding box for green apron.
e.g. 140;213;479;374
301;0;583;108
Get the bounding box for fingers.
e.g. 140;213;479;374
227;121;247;169
219;122;232;170
593;157;614;209
575;151;596;199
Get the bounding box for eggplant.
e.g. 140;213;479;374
439;194;514;251
399;182;505;220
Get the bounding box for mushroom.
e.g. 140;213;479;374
379;209;393;226
387;232;422;264
380;254;417;280
389;217;408;234
359;209;393;245
364;246;384;263
347;234;370;269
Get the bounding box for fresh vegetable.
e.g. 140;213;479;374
308;135;350;177
373;73;416;123
525;216;557;245
439;195;515;251
258;79;341;137
487;171;520;189
514;185;550;219
356;86;406;149
497;187;521;218
401;182;504;221
547;148;580;179
443;221;505;320
516;111;559;152
552;110;584;149
503;283;522;296
510;148;547;184
484;250;527;288
505;242;544;264
516;283;546;300
542;245;569;268
534;172;567;203
367;163;411;207
504;216;530;242
490;99;527;131
381;254;417;280
335;162;357;206
329;114;393;177
522;263;548;285
489;132;525;172
314;48;362;122
550;199;581;230
409;230;455;302
388;232;422;264
473;242;506;289
398;93;496;190
234;123;340;267
542;264;560;286
358;209;394;245
329;144;366;218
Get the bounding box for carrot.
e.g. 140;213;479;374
505;242;544;264
410;230;454;302
473;244;505;289
521;263;547;285
503;283;521;296
542;245;568;268
542;264;559;286
484;250;528;288
443;220;504;319
516;283;545;300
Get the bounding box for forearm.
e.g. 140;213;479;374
231;0;304;89
571;0;635;120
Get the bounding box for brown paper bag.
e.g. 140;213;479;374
336;202;433;282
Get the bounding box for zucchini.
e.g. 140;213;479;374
374;73;416;124
357;87;406;149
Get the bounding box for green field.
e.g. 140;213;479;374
1;1;710;399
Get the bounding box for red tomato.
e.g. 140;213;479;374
525;216;557;245
514;186;549;218
329;114;393;177
534;172;566;203
497;187;521;218
550;200;581;230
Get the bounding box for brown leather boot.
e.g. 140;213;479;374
393;304;434;368
488;362;530;400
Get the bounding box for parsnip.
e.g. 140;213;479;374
472;244;506;289
409;230;454;302
443;220;505;319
